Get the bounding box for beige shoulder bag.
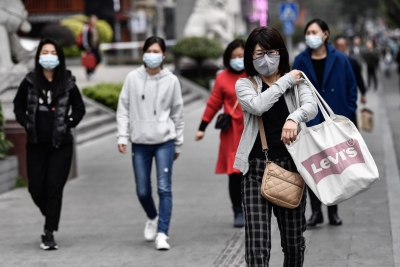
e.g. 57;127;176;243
249;77;305;209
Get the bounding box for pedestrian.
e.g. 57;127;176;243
334;35;367;108
235;26;317;266
13;38;86;250
293;18;357;227
195;39;247;228
81;15;101;81
116;36;184;250
350;36;364;63
362;40;380;90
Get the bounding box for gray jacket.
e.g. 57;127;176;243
234;73;318;174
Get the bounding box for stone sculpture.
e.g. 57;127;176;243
183;0;234;47
0;0;36;93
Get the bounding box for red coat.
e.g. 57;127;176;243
201;70;246;175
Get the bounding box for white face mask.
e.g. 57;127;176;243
143;53;163;69
305;34;325;50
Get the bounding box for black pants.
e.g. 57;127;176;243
228;173;242;208
307;186;338;216
86;48;101;75
243;158;306;267
26;143;73;232
367;65;378;90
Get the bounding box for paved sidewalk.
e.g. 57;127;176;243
0;67;399;266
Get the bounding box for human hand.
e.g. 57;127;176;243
281;120;298;145
174;153;180;160
118;144;127;154
195;131;205;141
361;96;367;104
289;70;302;84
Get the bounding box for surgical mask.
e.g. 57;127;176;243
230;58;244;71
143;53;163;69
305;34;324;50
252;54;280;77
39;55;59;70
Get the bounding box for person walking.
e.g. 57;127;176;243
195;39;247;228
235;26;317;266
13;38;86;250
293;18;357;227
116;36;184;250
362;40;380;90
334;35;367;108
81;15;101;81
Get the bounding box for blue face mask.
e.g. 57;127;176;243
39;55;59;70
143;53;163;69
230;58;244;71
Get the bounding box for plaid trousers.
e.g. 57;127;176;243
242;157;307;267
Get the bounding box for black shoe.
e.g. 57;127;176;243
40;230;58;250
306;212;324;227
329;213;343;226
233;206;244;228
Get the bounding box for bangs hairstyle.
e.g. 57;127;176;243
223;39;246;73
244;27;290;77
34;38;66;97
304;18;330;44
142;36;166;53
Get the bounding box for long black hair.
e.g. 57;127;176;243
34;38;67;97
223;39;246;74
244;27;290;77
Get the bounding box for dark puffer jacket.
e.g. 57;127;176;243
13;71;86;148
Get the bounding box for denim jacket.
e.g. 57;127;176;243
234;73;318;175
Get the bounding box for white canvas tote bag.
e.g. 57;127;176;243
286;72;379;205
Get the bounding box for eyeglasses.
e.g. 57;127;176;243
252;49;280;58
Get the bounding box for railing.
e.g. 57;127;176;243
24;0;84;13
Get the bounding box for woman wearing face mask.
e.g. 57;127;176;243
13;38;86;250
235;27;317;267
194;39;247;228
293;18;357;227
116;36;184;250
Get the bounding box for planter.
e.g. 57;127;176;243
0;155;18;194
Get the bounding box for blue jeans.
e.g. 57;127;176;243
132;140;175;235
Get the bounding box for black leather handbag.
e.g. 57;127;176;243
215;101;239;131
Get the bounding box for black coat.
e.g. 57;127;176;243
13;71;86;148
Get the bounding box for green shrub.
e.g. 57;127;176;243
63;45;81;58
173;37;224;64
61;15;114;44
82;83;123;111
0;101;13;160
14;176;27;188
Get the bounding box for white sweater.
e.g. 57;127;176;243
116;66;184;152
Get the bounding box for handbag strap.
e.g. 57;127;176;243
230;100;239;116
249;77;269;158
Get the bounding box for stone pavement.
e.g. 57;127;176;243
0;64;399;267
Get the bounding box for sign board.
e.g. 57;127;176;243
279;2;299;22
283;21;294;35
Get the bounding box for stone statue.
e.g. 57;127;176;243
0;0;36;93
183;0;234;47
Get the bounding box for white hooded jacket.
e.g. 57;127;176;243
116;66;184;152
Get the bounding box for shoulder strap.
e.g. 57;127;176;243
248;77;268;152
229;100;239;116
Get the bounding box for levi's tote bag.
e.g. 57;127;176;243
286;72;379;205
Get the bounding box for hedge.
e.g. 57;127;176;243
82;83;123;111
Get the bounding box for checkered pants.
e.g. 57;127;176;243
242;157;307;267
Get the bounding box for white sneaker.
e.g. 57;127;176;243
144;216;158;241
155;233;170;250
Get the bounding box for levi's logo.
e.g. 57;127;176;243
301;139;365;184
